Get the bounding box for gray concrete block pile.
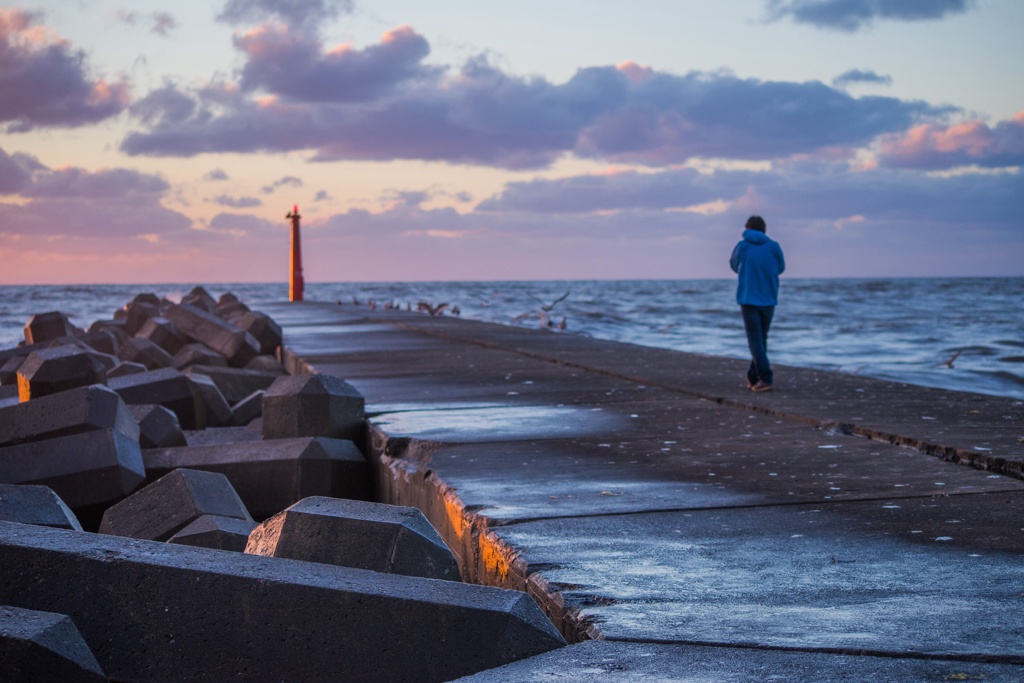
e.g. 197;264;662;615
0;288;565;681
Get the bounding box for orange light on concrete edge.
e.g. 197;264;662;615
286;204;304;302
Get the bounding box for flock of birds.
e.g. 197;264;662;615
340;290;571;331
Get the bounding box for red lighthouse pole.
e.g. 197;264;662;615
286;205;304;302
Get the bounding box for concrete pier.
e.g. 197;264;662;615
263;300;1024;681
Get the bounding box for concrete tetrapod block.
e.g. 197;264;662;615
0;605;108;683
0;384;139;448
244;354;286;374
108;367;205;430
231;390;264;426
0;354;25;385
123;301;158;336
135;316;188;356
143;437;371;520
262;373;365;444
168;514;256;551
74;330;121;356
187;373;233;428
184;426;261;447
237;311;282;356
99;467;252;542
107;360;147;378
23;311;75;345
184;364;281;404
16;347;107;401
172;343;228;371
44;337;120;372
181;285;217;312
130;292;161;307
87;319;129;346
163;302;260;368
0;429;145;529
247;496;461;581
0;484;83;530
215;301;250;323
127;404;186;449
118;337;175;370
0;521;567;683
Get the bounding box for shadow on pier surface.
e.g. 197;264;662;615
266;300;1024;682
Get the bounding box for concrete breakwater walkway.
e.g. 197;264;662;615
264;300;1024;681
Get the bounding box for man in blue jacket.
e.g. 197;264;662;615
730;215;785;392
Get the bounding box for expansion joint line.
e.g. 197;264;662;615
486;488;1024;528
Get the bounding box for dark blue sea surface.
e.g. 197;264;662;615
1;278;1022;400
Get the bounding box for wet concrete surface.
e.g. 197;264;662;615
497;494;1024;657
451;641;1024;682
262;302;1024;679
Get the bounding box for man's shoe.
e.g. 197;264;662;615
751;381;773;392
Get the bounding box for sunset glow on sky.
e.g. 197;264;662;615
1;0;1021;283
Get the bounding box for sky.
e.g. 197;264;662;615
1;0;1022;284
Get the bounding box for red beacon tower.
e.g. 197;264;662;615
286;205;304;302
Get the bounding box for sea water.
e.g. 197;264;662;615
1;278;1022;400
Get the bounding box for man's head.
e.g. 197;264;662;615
745;215;766;233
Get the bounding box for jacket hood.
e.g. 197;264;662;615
743;229;770;244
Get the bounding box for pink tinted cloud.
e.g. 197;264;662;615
474;159;1022;232
24;166;170;200
0;147;37;193
235;23;433;102
0;9;130;131
878;112;1024;169
477;167;723;213
0;148;191;238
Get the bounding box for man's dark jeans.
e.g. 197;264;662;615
741;304;775;386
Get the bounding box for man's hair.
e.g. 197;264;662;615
745;215;766;232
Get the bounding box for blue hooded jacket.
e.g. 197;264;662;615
730;229;785;306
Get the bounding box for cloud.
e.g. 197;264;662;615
129;82;199;128
0;147;37;194
832;69;892;89
473;160;1023;237
477;167;722;213
384;189;431;209
877;112;1024;170
213;194;263;207
260;175;303;194
573;70;940;165
207;212;278;235
0;146;191;239
765;0;974;32
204;168;230;181
122;37;943;169
313;190;330;201
235;23;434;103
0;9;130;132
113;9;177;36
23;167;170;200
218;0;353;27
151;12;178;36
